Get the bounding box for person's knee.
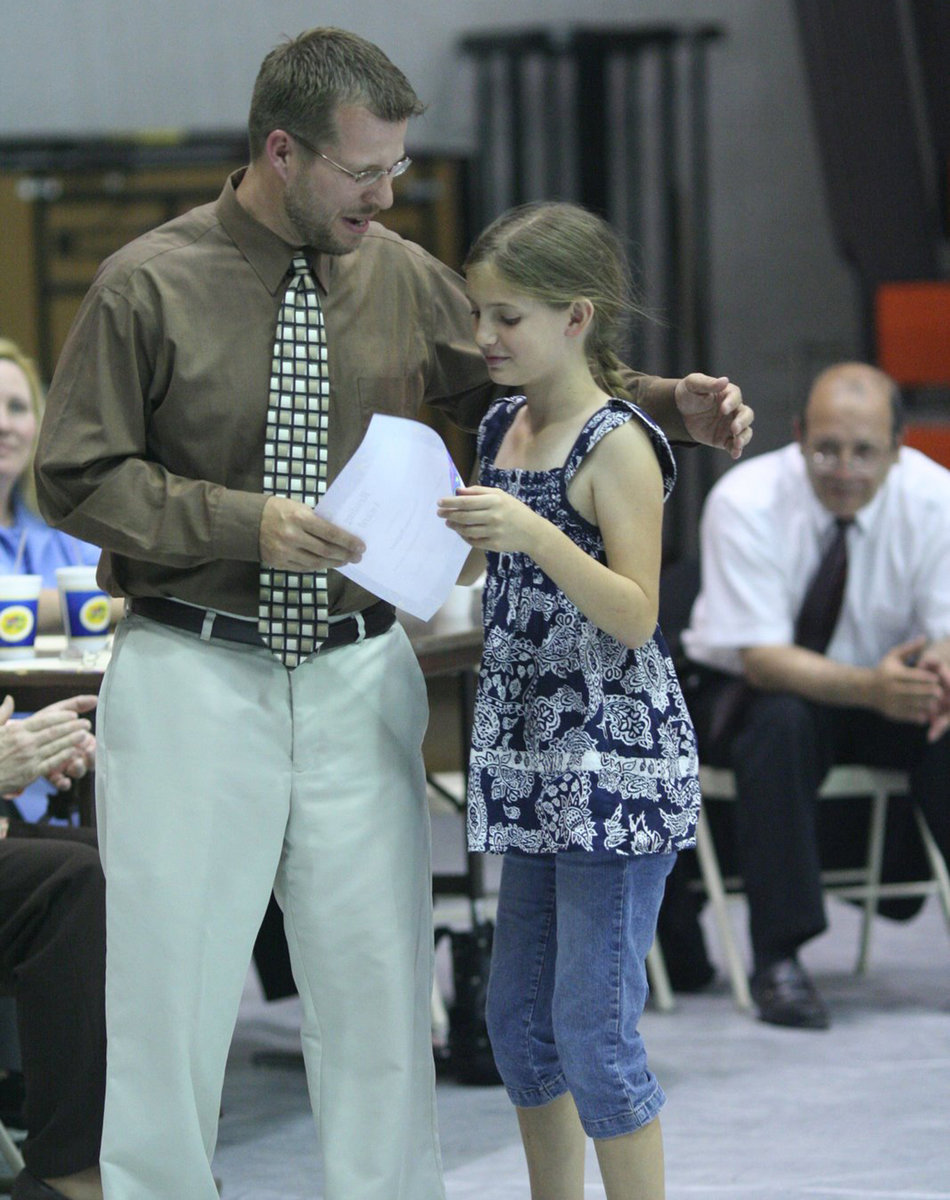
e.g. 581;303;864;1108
485;986;525;1083
67;844;105;890
55;844;106;925
748;690;811;729
733;691;817;757
553;1024;597;1096
550;1021;629;1129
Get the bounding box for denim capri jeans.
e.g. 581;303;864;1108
485;847;676;1139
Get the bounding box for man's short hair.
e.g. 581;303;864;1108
248;27;425;161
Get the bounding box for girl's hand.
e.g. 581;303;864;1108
438;486;544;554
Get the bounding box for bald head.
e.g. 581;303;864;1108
799;362;902;519
804;362;903;442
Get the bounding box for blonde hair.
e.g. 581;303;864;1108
0;337;43;511
464;202;646;400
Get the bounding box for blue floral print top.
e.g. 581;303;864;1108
466;396;700;856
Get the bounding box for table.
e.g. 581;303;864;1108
0;636;107;707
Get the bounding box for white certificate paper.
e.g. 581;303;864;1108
314;414;469;620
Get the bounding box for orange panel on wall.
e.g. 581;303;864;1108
875;281;950;385
903;422;950;470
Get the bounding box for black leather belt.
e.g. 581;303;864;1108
128;597;394;655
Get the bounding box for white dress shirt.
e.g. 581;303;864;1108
682;444;950;675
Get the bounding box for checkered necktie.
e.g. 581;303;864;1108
258;253;330;668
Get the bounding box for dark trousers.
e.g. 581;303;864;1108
0;824;105;1178
689;670;950;968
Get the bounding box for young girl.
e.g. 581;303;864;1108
438;202;701;1200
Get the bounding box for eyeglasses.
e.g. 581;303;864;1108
290;131;411;187
805;443;892;475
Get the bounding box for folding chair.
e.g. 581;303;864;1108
694;765;950;1009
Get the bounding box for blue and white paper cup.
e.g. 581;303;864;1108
0;574;42;659
56;566;111;656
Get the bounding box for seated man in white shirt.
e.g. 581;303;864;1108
680;362;950;1028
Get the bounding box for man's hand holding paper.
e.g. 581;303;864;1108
260;495;365;572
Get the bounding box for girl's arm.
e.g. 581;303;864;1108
453;458;487;585
457;546;487;585
438;421;664;648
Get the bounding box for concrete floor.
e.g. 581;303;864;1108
211;804;950;1199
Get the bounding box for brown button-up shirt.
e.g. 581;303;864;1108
36;170;675;619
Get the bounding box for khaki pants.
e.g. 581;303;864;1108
97;614;444;1200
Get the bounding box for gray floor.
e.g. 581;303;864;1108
212;808;950;1199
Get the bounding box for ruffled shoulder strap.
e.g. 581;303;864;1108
476;395;526;466
564;398;677;499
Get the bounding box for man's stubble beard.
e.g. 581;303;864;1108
283;179;358;258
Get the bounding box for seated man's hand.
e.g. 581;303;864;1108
917;639;950;743
47;728;97;791
870;639;947;733
0;694;98;796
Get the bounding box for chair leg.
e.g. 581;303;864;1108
913;805;950;928
694;809;752;1009
856;785;889;974
431;975;450;1050
0;1115;23;1176
646;939;675;1013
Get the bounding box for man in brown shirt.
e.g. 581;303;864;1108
35;27;751;1200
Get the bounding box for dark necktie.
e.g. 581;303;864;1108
258;253;330;668
794;518;852;653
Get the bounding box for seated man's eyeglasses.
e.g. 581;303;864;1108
289;131;411;187
805;441;891;475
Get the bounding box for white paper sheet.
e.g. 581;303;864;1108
314;414;470;619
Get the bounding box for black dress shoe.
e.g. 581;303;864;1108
11;1169;72;1200
750;958;830;1029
